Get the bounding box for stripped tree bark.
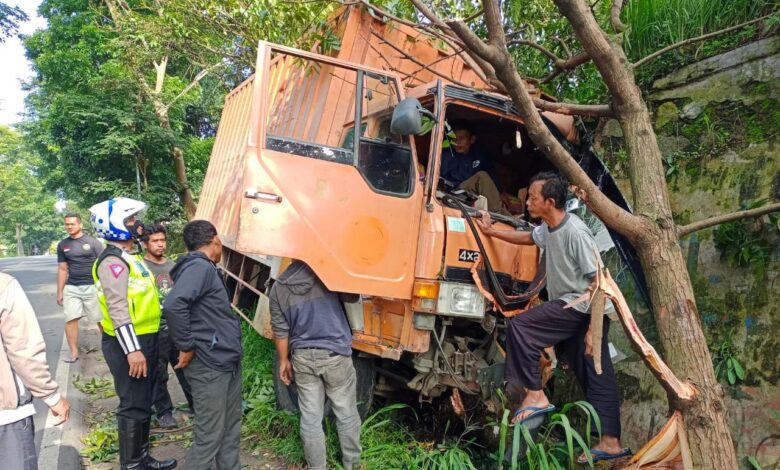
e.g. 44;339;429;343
412;0;780;467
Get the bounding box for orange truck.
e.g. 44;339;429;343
196;6;644;413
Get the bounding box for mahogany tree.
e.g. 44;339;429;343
401;0;779;467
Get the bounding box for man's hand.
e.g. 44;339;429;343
584;328;593;357
571;185;590;204
127;351;147;378
476;210;493;233
279;358;293;386
174;350;195;370
56;292;63;306
50;397;71;425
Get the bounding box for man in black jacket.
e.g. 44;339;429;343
163;220;242;470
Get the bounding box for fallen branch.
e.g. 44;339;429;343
531;97;613;117
409;0;502;88
678;202;780;237
633;14;774;69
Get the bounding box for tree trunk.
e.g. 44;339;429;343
637;231;737;468
15;224;24;257
172;147;197;220
550;1;739;466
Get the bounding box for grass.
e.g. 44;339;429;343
623;0;777;60
240;324;603;469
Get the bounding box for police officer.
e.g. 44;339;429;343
89;197;177;470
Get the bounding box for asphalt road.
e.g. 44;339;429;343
0;255;82;469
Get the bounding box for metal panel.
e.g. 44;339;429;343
195;76;255;246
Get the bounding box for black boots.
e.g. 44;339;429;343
141;419;178;470
117;416;146;470
117;417;177;470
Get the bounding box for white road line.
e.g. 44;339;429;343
37;330;70;469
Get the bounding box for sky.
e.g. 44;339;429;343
0;0;46;127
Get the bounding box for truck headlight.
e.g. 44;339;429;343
437;282;485;318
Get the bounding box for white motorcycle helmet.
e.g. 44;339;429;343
88;197;148;241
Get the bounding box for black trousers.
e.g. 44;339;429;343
152;326;194;417
505;300;622;437
103;332;158;421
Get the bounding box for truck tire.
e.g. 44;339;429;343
272;351;376;419
273;351;299;413
353;354;376;419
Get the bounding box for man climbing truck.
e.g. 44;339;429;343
195;5;645;414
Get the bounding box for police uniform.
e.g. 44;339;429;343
93;244;174;469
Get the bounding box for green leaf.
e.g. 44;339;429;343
733;359;746;380
747;456;763;469
728;368;736;385
498;409;509;470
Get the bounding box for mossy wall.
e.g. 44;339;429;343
583;36;780;468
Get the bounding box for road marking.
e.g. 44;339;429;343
37;330;71;469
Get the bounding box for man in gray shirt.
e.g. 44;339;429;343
478;172;628;464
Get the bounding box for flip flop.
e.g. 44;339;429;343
63;357;79;363
510;404;556;426
577;447;632;464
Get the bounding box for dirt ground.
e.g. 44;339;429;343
72;324;287;469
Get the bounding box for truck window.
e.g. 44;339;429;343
356;72;413;195
264;52;414;196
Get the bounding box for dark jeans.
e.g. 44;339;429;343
152;327;194;417
182;356;242;470
103;332;158;421
505;300;622;437
0;415;37;470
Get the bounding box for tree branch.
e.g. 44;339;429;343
162;61;225;112
506;37;592;84
610;0;627;33
356;0;494;86
369;30;472;88
444;10;640;239
463;8;484;23
481;0;505;48
632;14;774;69
507;39;559;61
542;51;591;83
678;202;780;237
410;0;454;35
532;97;612;117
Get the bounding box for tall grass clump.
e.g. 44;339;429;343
624;0;778;61
498;401;602;470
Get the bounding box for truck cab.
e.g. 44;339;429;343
196;9;643;412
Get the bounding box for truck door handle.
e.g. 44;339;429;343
244;189;282;203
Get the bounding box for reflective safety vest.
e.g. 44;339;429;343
92;245;161;336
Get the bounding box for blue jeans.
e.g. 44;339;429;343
292;349;362;470
0;415;38;470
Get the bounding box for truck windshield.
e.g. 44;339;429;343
264;51;414;196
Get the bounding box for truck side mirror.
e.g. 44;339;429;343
391;97;436;135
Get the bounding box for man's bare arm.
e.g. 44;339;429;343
56;262;68;306
476;211;535;245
